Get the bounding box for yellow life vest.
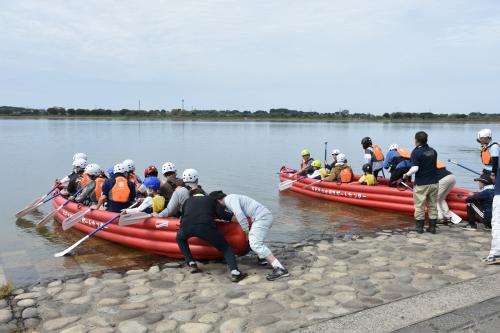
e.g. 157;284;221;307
152;194;166;213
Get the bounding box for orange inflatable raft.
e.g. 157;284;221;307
52;195;249;259
279;170;470;218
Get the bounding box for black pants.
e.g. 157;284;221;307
389;167;411;186
176;224;238;271
467;203;491;228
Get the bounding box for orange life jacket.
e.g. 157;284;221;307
340;167;353;183
109;176;131;203
95;177;105;201
129;173;141;185
436;160;445;169
481;142;499;166
373;144;384;161
396;147;411;159
301;158;314;170
79;172;90;188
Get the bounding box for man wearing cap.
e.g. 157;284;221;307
463;176;494;231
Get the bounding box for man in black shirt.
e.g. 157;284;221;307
404;131;439;234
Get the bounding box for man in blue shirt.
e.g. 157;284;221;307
403;131;439;234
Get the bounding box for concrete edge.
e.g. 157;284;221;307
294;271;500;333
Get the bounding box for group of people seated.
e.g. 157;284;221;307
291;129;499;234
57;153;289;282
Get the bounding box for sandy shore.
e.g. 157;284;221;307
1;224;499;333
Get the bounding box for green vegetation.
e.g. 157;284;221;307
1;106;499;122
0;280;12;299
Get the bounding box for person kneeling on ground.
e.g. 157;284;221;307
323;153;353;183
357;163;376;186
72;163;103;206
463;176;494;231
155;168;205;218
123;177;165;214
307;160;323;179
210;191;289;281
176;188;247;282
92;163;136;213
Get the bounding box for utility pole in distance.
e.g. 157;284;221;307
138;100;141;111
181;99;184;111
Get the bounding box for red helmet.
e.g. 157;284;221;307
144;165;158;178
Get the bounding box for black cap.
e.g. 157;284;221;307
474;176;493;185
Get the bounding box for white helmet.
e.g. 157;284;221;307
72;158;87;168
331;149;341;155
85;163;101;176
73;153;87;161
113;163;127;174
477;129;492;140
122;159;135;172
389;143;398;151
182;168;199;183
162;162;177;174
336;153;346;164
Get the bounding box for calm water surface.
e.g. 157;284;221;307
0;119;495;286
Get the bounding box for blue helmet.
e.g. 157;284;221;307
143;177;161;190
106;166;114;178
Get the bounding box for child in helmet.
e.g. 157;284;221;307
159;162;184;203
357;163;377;186
307;160;323;179
92;163;136;213
123;159;142;190
137;165;160;197
323;154;353;183
296;149;315;176
60;158;88;196
73;164;103;205
124;177;165;214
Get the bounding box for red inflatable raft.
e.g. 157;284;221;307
52;195;248;259
279;170;470;218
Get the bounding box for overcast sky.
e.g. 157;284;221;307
1;0;499;114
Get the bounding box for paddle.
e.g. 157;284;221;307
470;203;485;219
324;142;328;164
447;159;481;176
118;212;151;226
37;188;84;226
54;213;121;257
279;176;306;191
302;179;322;190
400;181;462;224
15;191;61;219
62;208;92;230
15;185;59;218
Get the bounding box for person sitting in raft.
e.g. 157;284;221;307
477;129;499;179
176;188;247;282
323;153;353;183
123;177;165;214
295;149;314;176
462;176;495;231
159;162;184;203
58;152;88;189
60;158;88;197
210;191;289;281
384;144;412;187
155;168;205;218
307;160;323;179
72;163;103;206
356;163;377;186
325;149;341;171
91;163;136;213
361;137;384;178
122;159;142;190
137;165;160;197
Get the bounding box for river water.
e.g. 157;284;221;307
0;119;495;286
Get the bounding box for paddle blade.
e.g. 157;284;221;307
119;212;151;226
36;209;58;226
279;180;295;191
54;235;89;257
15;201;43;219
62;209;91;231
450;211;462;224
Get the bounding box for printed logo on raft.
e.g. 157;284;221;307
311;186;367;199
61;209;105;229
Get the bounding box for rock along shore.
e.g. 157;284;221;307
1;225;499;333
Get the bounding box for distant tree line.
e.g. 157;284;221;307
1;105;499;121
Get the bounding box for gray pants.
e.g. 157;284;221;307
249;212;273;258
437;174;456;220
489;196;500;257
413;184;438;220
